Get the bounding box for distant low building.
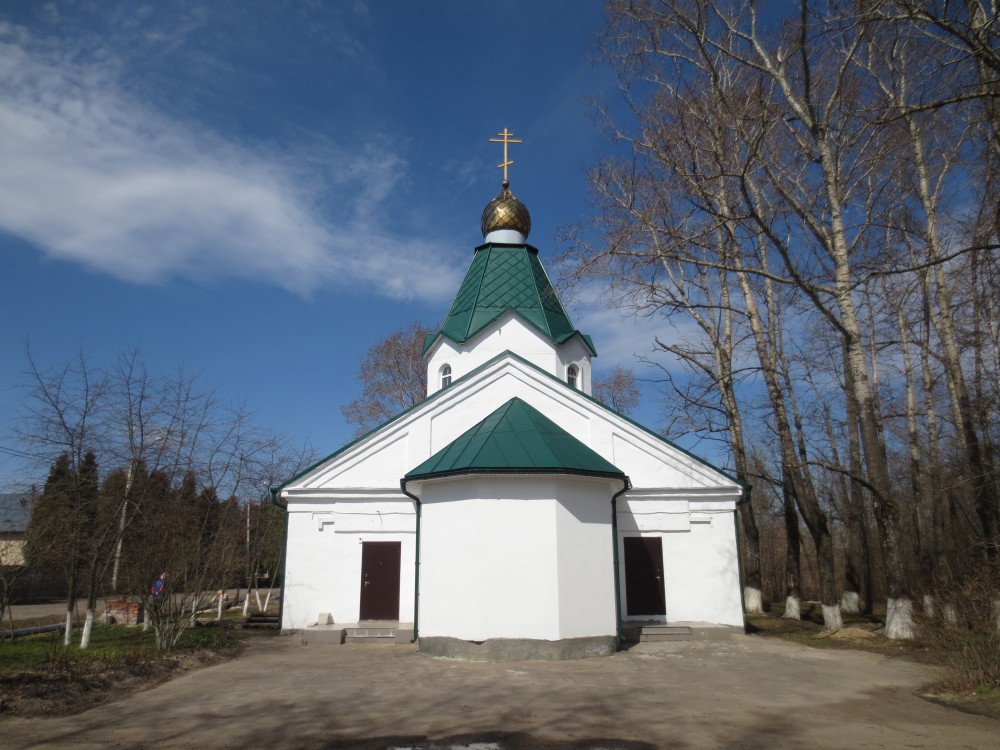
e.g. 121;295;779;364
0;492;31;567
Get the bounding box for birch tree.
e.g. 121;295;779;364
576;0;1000;636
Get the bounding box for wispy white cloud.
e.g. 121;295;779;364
570;280;738;379
0;24;461;303
574;303;662;370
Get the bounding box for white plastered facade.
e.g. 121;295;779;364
414;475;619;641
278;322;745;637
425;312;593;397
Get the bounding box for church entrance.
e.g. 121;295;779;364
623;537;666;617
359;541;401;620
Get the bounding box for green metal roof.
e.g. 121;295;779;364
405;397;626;482
424;243;596;355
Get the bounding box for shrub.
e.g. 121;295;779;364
917;563;1000;690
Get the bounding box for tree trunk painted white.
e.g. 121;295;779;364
885;597;914;640
922;594;935;618
216;594;224;621
783;595;800;621
143;607;151;631
821;604;843;631
841;590;860;615
734;264;842;627
80;608;95;649
63;610;73;646
254;589;263;612
744;585;763;615
263;587;273;611
943;603;958;626
189;596;199;626
242;592;251;616
770;34;913;637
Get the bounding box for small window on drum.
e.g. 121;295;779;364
440;364;452;388
567;364;579;389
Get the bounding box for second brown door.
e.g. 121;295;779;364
359;541;401;620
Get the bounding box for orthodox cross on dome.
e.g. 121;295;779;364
489;128;522;187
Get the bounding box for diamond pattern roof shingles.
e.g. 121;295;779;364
432;244;589;352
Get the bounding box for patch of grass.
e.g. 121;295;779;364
0;623;243;676
764;600;884;627
0;623;248;718
0;628;151;676
747;604;931;659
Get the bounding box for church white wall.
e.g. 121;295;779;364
426;314;592;397
419;477;560;641
280;355;746;634
662;511;743;626
616;499;744;628
425;374;592;456
554;480;617;638
557;336;593;395
281;498;416;630
418;476;618;641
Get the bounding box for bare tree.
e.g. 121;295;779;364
593;366;641;415
16;348;304;649
237;442;312;616
341;322;432;436
573;0;1000;637
18;351;108;644
561;193;768;613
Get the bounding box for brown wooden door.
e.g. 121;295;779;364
624;537;666;616
359;541;401;621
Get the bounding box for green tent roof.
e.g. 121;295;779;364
405;397;626;482
424;243;596;355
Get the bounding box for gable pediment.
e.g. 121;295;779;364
277;352;741;499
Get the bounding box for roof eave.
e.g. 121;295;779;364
405;467;629;484
432;310;596;356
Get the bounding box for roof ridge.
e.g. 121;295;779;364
521;250;552;337
467;245;491;330
462;397;517;469
404;394;625;481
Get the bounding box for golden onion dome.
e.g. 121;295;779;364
480;181;531;240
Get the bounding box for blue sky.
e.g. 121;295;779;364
0;1;679;489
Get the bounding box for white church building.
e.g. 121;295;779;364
274;145;745;659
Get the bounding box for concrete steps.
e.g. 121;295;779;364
301;621;413;645
243;613;280;630
622;622;742;643
300;620;740;646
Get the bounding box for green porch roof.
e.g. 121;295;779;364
423;243;596;355
404;397;626;482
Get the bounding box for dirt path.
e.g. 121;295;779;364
1;634;995;749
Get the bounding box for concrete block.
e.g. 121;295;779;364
418;635;617;661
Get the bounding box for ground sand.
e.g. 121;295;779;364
1;634;996;749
